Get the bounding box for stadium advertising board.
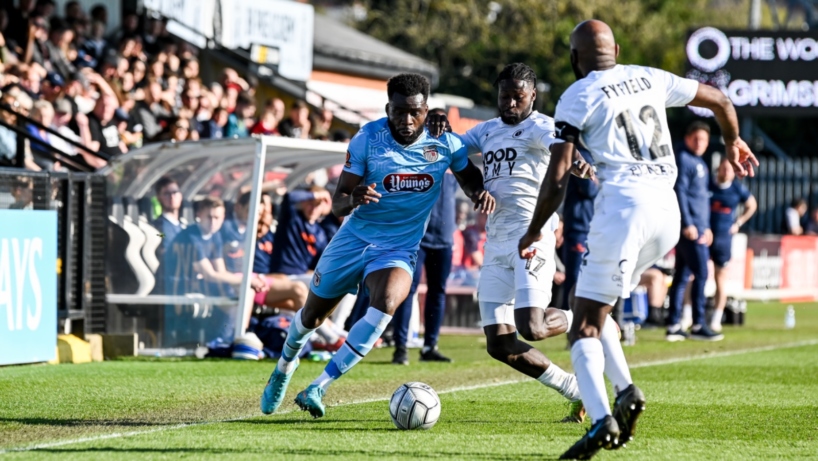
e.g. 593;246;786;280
686;27;818;116
0;210;57;365
219;0;314;81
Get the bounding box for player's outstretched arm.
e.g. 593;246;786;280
331;171;382;218
688;84;759;177
518;141;574;259
452;161;495;214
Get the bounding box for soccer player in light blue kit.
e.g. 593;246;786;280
260;73;495;418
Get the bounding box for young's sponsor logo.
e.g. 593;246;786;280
383;173;434;193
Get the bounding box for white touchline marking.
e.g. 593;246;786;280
2;338;817;454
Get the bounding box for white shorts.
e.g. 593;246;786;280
575;200;681;306
478;232;557;326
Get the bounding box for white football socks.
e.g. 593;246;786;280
537;363;581;401
570;338;611;423
599;316;633;395
277;309;316;374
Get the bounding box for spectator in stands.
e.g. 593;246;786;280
5;0;37;52
87;92;125;156
805;208;818;236
80;20;106;67
201;106;228;140
278;100;311;139
784;198;808;235
64;2;84;24
668;121;719;341
9;176;33;209
271;97;285;122
50;97;103;169
19;64;43;98
269;187;332;276
392;172;459;365
40;72;64;102
45;18;75;78
165;197;266;297
251;98;281;136
225;92;255;138
311;108;334;140
26;99;58;169
709;157;757;332
23;14;50;71
132;79;171;141
0;87;38;170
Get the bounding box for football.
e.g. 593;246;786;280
389;382;441;430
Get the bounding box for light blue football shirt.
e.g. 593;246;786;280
342;118;469;250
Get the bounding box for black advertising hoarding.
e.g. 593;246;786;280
685;27;818;116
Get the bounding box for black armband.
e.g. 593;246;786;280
554;121;580;143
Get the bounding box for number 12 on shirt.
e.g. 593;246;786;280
615;105;672;161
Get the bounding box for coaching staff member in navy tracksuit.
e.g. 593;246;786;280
560;148;598;311
391;171;459;366
708;157;756;333
667;121;723;342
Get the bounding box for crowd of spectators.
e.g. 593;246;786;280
0;1;349;172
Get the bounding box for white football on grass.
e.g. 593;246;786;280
389;382;441;430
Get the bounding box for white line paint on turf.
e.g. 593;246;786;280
3;338;817;455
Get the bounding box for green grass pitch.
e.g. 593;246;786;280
1;302;817;460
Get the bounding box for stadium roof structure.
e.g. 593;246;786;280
312;15;439;86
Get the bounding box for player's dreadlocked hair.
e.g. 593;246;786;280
387;73;430;100
493;63;537;88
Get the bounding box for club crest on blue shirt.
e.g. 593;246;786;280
423;146;439;162
313;270;321;287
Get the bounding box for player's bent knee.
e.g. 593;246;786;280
486;340;513;363
514;309;548;342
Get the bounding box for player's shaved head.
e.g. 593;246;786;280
569;20;619;79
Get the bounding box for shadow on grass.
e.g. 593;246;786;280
37;447;559;460
0;418;185;428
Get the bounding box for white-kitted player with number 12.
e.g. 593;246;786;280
518;20;758;460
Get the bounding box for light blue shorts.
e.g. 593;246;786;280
310;226;417;299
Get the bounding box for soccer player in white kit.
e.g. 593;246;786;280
430;63;583;422
518;21;758;459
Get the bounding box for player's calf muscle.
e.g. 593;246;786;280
515;307;566;341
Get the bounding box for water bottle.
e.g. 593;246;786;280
623;321;636;346
785;305;796;329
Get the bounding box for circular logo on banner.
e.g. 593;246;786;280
687;27;731;72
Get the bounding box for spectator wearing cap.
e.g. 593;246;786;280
278;100;311;139
225;93;255;138
51;97;104;169
41;72;64;101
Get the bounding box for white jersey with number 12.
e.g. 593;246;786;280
554;64;699;205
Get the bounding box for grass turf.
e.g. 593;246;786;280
1;302;817;460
